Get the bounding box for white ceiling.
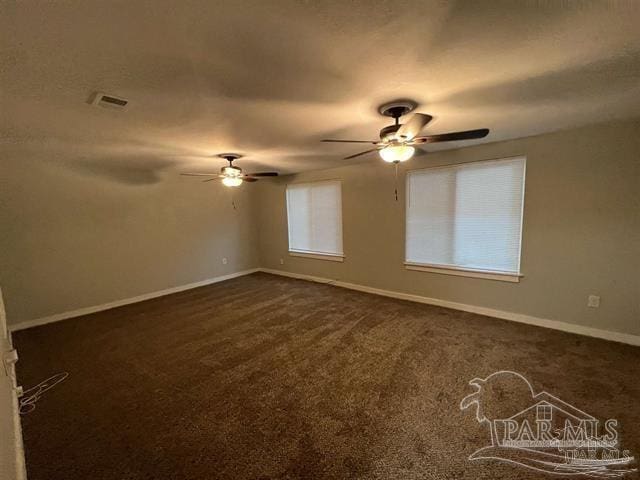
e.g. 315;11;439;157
2;0;640;180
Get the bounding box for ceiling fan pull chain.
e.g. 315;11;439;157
394;162;399;202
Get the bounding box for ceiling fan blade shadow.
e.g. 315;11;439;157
413;128;489;144
397;113;433;140
181;173;219;176
248;172;278;176
344;148;380;160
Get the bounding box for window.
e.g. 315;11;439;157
537;404;552;422
286;180;343;260
405;157;525;281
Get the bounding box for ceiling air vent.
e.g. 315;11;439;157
91;92;128;110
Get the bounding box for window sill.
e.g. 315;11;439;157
289;251;345;262
404;262;522;283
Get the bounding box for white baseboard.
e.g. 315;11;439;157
9;268;260;332
7;266;639;347
259;268;640;347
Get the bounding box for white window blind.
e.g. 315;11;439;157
406;157;525;274
286;180;343;256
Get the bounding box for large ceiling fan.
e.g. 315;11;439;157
180;154;278;187
322;101;489;163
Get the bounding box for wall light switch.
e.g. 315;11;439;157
279;258;284;265
587;295;600;308
222;257;228;265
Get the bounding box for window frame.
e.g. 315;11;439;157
285;179;345;262
536;404;553;422
404;156;526;282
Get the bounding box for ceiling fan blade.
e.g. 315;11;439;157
248;172;278;177
322;139;379;144
344;148;380;160
413;128;489;144
397;113;433;141
243;177;259;182
202;178;219;182
181;173;218;176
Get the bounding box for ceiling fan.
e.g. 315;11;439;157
180;154;278;187
322;100;490;163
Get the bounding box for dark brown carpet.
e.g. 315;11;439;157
13;272;640;479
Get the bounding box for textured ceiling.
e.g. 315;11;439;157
2;0;640;179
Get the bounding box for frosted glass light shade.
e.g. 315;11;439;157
222;176;243;187
379;145;415;163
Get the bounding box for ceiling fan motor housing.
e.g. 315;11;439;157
378;100;418;142
221;165;242;176
218;153;243;176
380;124;402;142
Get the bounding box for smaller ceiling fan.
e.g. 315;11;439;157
180;154;278;187
322;100;490;163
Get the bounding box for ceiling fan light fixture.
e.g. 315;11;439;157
222;176;243;187
222;165;241;176
379;145;415;163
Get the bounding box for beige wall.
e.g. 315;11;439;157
0;151;259;326
256;119;640;336
1;120;638;336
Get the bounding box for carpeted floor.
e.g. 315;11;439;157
13;272;640;479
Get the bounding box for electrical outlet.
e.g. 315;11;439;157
279;258;284;265
222;257;228;265
587;295;600;308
